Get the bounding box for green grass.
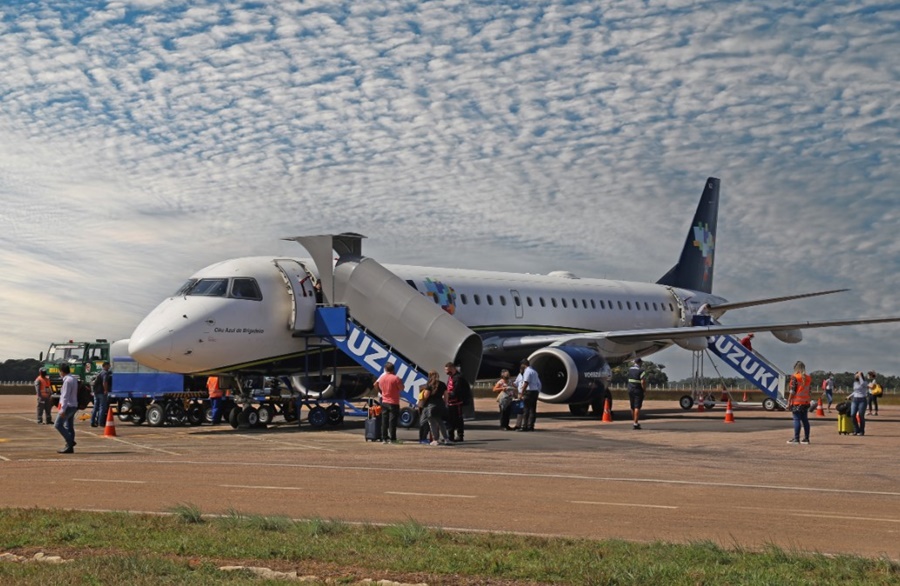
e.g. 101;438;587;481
0;507;898;585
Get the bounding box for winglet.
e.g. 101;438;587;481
656;177;720;294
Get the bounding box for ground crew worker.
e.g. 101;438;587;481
627;358;647;430
786;360;812;444
34;368;53;424
207;376;224;425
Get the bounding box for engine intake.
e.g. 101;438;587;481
528;346;611;404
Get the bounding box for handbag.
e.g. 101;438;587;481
871;384;883;397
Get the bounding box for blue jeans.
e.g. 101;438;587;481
791;406;810;440
55;406;78;446
850;397;867;435
91;392;108;426
209;397;223;424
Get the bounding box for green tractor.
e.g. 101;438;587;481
41;339;110;408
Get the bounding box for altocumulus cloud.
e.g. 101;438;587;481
0;0;898;379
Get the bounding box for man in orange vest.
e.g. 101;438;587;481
34;368;53;424
786;360;812;444
207;376;224;425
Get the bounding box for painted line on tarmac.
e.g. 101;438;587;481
0;454;9;461
95;436;182;456
790;512;900;524
386;491;476;499
14;458;900;498
73;478;147;484
220;484;304;491
570;500;677;510
234;434;336;452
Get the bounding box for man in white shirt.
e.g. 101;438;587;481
517;359;542;432
54;363;79;454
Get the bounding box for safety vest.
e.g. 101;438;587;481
790;373;812;405
207;376;223;399
627;365;645;390
35;375;52;399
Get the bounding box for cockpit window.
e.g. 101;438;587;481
230;278;262;300
187;278;229;297
174;279;198;296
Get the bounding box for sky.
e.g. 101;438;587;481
1;0;898;382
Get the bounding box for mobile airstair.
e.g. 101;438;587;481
285;234;483;426
682;333;788;410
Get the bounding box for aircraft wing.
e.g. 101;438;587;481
710;289;849;313
492;316;900;350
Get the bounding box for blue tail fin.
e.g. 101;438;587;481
655;177;719;294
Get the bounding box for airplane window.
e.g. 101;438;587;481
474;294;481;305
617;301;623;310
561;298;567;308
539;297;546;307
487;295;494;306
500;296;507;306
514;296;521;307
174;279;198;296
627;301;632;310
526;296;533;307
599;300;605;309
645;302;650;311
432;295;439;304
460;294;468;305
590;299;596;309
551;298;557;308
582;299;588;309
653;302;658;311
230;278;262;301
669;303;675;312
188;278;229;297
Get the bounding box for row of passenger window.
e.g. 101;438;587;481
441;291;676;313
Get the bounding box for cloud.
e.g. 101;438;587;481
1;0;898;381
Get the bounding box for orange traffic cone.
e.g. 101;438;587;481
601;399;613;423
815;397;825;417
742;391;749;402
697;399;705;413
103;406;117;438
723;399;735;423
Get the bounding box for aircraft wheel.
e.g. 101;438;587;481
679;395;694;411
326;404;343;425
257;404;275;426
237;407;259;428
568;404;589;416
228;406;240;428
398;407;418;429
203;405;214;424
308;406;328;428
117;400;133;422
187;404;204;426
146;404;165;427
166;402;186;425
762;398;776;411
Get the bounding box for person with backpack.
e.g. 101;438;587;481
822;373;834;413
90;361;112;428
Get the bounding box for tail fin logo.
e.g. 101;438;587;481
692;222;715;286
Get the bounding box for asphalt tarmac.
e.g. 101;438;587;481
1;396;898;559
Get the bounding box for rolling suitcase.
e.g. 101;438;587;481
838;413;853;435
365;399;382;442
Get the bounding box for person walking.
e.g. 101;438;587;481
90;361;112;427
517;359;541;432
786;361;812;444
207;376;224;425
377;362;403;443
54;363;79;454
34;368;53;425
867;371;881;416
822;373;835;413
849;371;868;436
627;358;647;430
493;369;516;430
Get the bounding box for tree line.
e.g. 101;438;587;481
0;358;43;382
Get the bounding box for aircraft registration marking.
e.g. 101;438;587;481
570;500;677;510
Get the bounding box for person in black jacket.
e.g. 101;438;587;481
444;362;471;442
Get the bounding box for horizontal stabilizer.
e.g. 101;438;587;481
711;289;849;313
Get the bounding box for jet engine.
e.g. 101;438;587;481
772;329;803;343
287;372;374;400
528;345;611;404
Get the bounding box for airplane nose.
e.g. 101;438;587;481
128;327;174;371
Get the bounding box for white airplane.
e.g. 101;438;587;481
128;177;900;413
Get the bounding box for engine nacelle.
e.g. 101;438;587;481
528;345;611;404
674;336;710;351
772;329;803;344
287;372;374;400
